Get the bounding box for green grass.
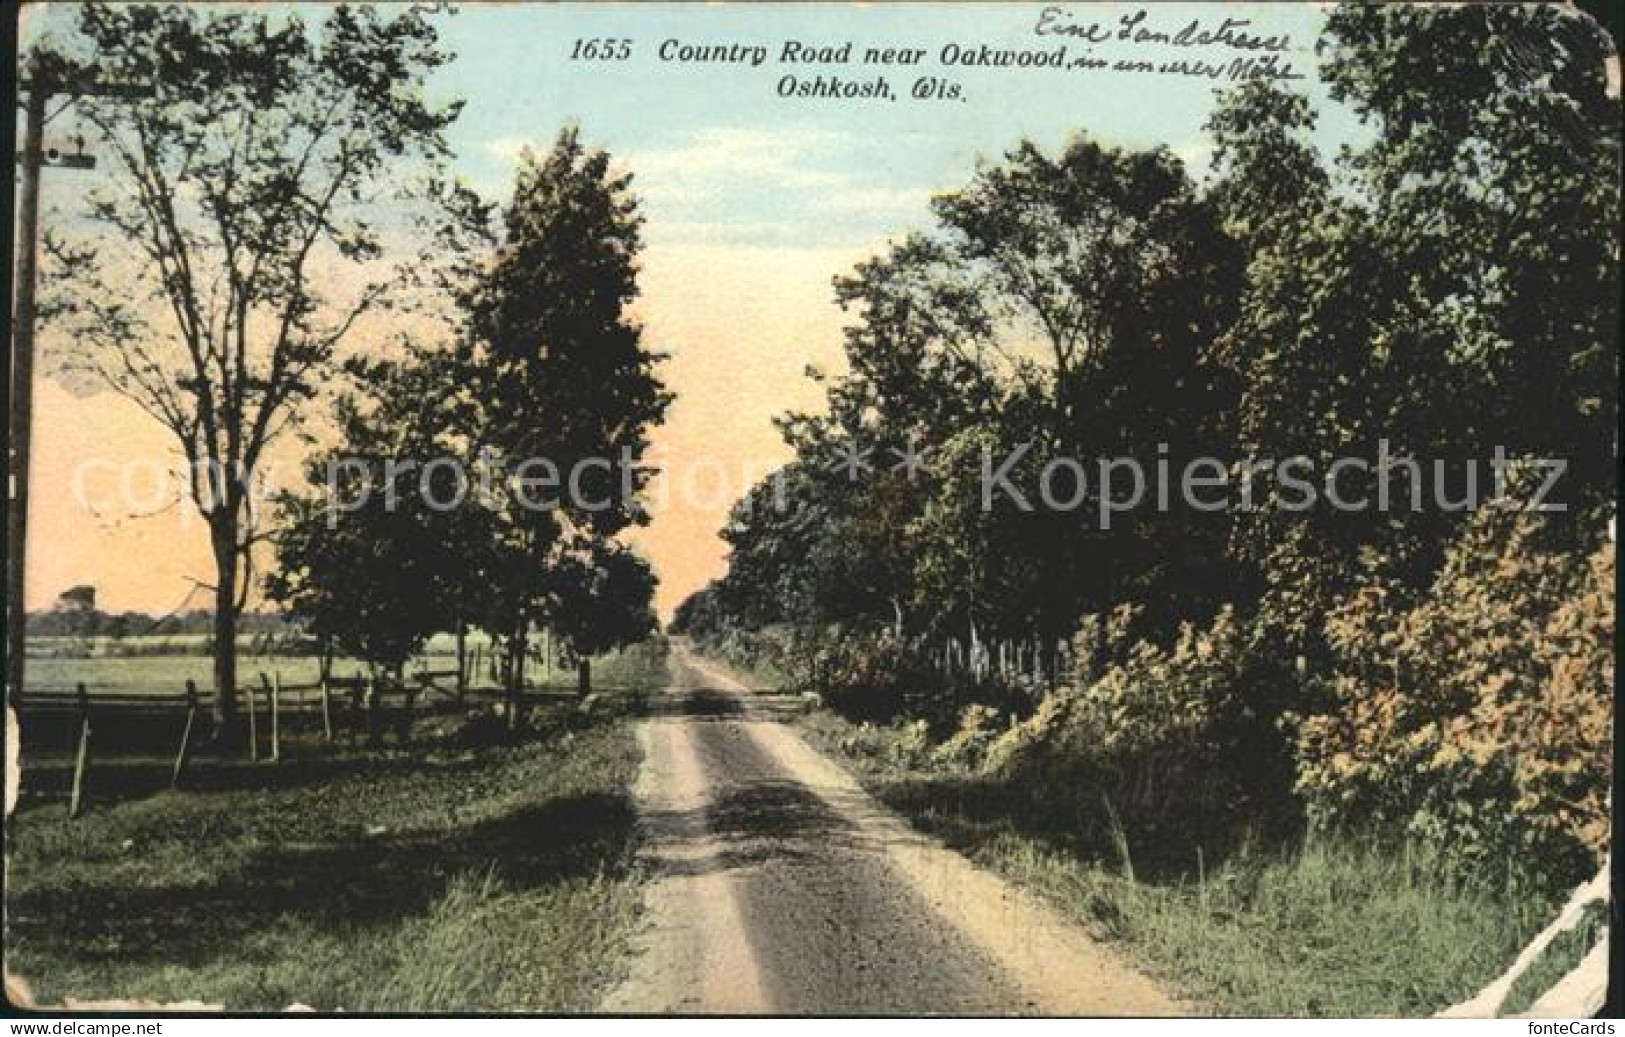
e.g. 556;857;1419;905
1497;901;1608;1016
23;639;667;698
977;832;1582;1016
5;647;667;1012
25;655;354;697
786;704;1596;1017
684;637;792;692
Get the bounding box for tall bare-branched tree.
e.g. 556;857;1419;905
41;3;462;739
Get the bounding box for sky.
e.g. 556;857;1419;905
18;1;1355;620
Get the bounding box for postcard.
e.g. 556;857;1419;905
5;1;1617;1020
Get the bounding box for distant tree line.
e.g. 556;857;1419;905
27;585;292;643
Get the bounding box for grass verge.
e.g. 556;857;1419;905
786;704;1599;1017
5;645;666;1012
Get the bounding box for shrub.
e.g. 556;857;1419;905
687;623;795;684
787;628;1033;731
1067;603;1148;687
796;632;924;723
985;607;1298;862
1296;505;1613;886
930;703;1006;771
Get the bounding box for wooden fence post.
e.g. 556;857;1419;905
455;628;468;704
69;683;92;818
365;677;380;747
401;680;416;744
247;672;260;762
172;679;199;788
267;671;282;764
348;672;363;745
319;675;334;742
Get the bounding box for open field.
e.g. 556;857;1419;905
28;631;514;660
4;645;668;1011
25;655;360;698
21;640;655;699
707;652;1601;1018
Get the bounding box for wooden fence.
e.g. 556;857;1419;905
925;634;1080;690
9;660;531;818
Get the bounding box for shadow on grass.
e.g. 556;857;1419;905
17;746;492;809
870;772;1302;885
8;789;637;971
16;697;635;811
637;685;809;726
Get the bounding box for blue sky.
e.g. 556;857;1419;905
23;1;1359;254
429;3;1353;251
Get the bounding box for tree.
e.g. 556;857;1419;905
1319;3;1617;511
266;350;494;677
928;137;1240;449
1208;5;1619;649
1207;80;1404;646
51;585;100;640
265;492;431;676
43;3;462;740
780;136;1242;644
670;583;725;640
55;585;97;613
710;462;833;630
465;128;670;716
909;422;1053;645
548;543;659;696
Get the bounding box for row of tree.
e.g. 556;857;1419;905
679;4;1616;657
42;4;667;739
28;584;290;641
268;128;668;720
672;3;1617;865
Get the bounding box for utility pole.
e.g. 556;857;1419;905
8;64;50;710
8;53;151;704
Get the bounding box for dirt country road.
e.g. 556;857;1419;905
601;643;1183;1015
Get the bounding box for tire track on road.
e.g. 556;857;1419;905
601;644;1184;1015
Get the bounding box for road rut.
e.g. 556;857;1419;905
601;643;1183;1015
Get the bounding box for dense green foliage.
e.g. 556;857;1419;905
271;130;667;691
677;3;1617;889
1299;500;1614;885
